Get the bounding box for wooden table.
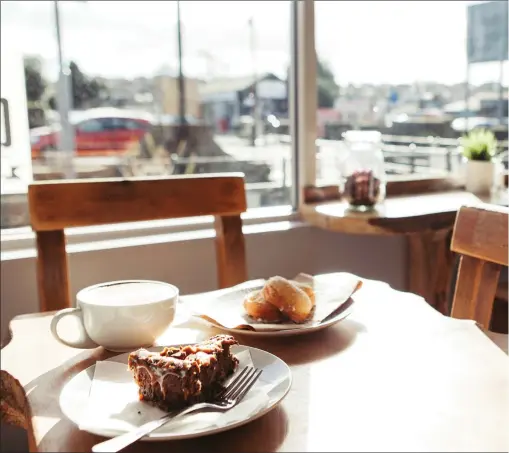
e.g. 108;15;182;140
300;191;482;314
2;275;508;452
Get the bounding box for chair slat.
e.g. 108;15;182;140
29;174;247;231
451;204;508;266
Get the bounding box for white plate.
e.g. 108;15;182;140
59;345;292;441
221;300;354;338
197;281;355;338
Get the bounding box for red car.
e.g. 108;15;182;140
30;108;153;158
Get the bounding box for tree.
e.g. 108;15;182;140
285;56;339;109
48;96;57;111
69;61;108;109
317;58;339;108
50;61;108;109
24;60;46;103
69;61;87;108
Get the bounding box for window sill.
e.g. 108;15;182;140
1;176;470;258
1;206;303;260
303;175;465;203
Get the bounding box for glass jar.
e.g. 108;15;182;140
338;130;386;211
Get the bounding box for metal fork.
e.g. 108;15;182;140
92;366;263;453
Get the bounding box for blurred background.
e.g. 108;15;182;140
1;0;508;228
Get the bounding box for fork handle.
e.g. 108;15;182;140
91;413;173;453
91;404;210;453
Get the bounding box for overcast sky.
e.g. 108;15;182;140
1;0;507;86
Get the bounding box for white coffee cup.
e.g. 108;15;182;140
50;280;179;352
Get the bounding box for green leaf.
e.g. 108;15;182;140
460;128;498;161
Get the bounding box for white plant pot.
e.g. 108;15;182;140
464;160;497;194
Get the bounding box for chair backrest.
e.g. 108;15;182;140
450;203;509;328
28;173;248;312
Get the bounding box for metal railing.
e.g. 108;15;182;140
5;132;509;189
315;133;508;176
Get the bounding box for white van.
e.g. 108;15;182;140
1;42;33;193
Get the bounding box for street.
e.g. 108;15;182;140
1;133;456;197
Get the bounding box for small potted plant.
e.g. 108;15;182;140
460;128;499;194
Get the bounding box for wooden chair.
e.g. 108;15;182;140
28;173;248;312
0;370;37;452
450;203;508;353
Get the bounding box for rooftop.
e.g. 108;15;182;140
198;73;282;96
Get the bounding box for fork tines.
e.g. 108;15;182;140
218;366;263;403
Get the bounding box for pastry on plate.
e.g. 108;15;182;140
291;281;316;307
242;276;316;324
262;276;314;323
243;290;285;323
128;335;238;411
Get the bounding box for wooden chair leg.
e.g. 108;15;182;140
35;230;71;311
451;255;501;329
214;215;247;289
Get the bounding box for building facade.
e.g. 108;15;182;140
199;73;288;132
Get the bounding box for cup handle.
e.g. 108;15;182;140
50;307;99;349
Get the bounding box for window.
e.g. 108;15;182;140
77;119;105;133
0;0;294;230
7;1;503;234
314;0;508;186
116;118;146;131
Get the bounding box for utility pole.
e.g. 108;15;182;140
53;0;75;178
249;17;258;147
465;64;470;133
497;54;505;127
176;0;187;140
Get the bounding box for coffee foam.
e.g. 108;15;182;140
79;281;177;306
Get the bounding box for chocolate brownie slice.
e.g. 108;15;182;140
127;335;239;411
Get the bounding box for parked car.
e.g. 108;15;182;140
30;108;153;158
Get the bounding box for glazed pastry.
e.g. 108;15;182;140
262;276;314;323
243;290;285;322
291;281;316;307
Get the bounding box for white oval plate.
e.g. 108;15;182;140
59;345;291;441
196;283;355;338
187;276;357;338
218;301;354;337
